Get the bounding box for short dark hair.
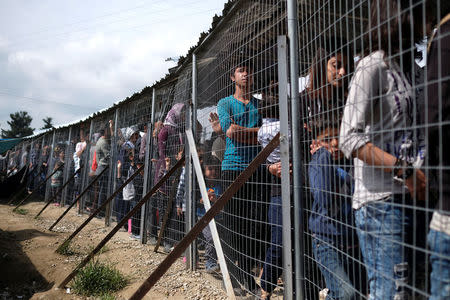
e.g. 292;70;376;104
203;154;221;168
258;82;279;119
228;48;254;77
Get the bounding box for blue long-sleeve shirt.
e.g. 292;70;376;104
308;148;354;244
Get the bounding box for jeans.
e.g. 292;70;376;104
312;238;357;300
202;224;217;266
428;229;450;300
116;199;130;228
355;197;411;300
261;195;283;293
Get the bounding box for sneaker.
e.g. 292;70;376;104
129;234;141;240
53;203;60;206
205;262;219;273
163;243;172;253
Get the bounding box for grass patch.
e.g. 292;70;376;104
99;293;117;300
72;260;127;297
14;208;28;215
56;241;76;256
88;244;110;255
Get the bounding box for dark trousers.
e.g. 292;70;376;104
117;199;130;228
51;186;61;203
27;167;37;191
261;195;283;293
219;167;271;291
96;166;109;212
148;197;159;238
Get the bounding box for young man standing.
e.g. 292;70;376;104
217;61;270;295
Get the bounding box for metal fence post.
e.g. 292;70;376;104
105;108;119;226
79;119;95;215
287;0;304;298
61;126;72;205
186;54;197;270
278;35;294;300
141;90;156;244
20;141;26;169
45;130;57;202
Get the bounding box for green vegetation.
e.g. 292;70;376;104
56;241;76;256
40;116;54;130
87;244;110;255
14;208;28;215
99;293;117;300
72;261;127;297
1;111;34;138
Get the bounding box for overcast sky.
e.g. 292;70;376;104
0;0;226;133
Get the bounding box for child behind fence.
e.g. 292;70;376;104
51;161;64;206
130;157;145;239
118;147;135;233
199;155;222;273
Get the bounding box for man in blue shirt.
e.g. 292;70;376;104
217;62;270;294
217;65;261;170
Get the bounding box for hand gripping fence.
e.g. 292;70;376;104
55;163;144;253
48;165;109;231
58;157;185;288
13;163;65;211
128;133;280;300
34;165;83;218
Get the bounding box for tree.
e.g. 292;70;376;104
41;117;54;130
1;111;34;138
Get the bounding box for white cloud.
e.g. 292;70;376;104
0;0;225;133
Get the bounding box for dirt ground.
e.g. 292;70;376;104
0;199;229;300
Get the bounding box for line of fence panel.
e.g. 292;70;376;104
6;1;450;300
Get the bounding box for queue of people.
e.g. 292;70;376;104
3;1;449;299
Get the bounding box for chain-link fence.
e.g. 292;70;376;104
5;0;450;299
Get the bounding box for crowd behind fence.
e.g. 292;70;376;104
1;0;449;299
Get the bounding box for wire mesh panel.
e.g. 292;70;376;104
8;1;450;299
295;1;448;300
44;131;56;202
27;134;47;199
19;140;30;170
145;84;175;244
149;68;190;253
78;121;93;215
62;123;90;210
6;144;20;177
111;95;152;240
44;128;70;206
192;1;288;298
79;112;115;218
